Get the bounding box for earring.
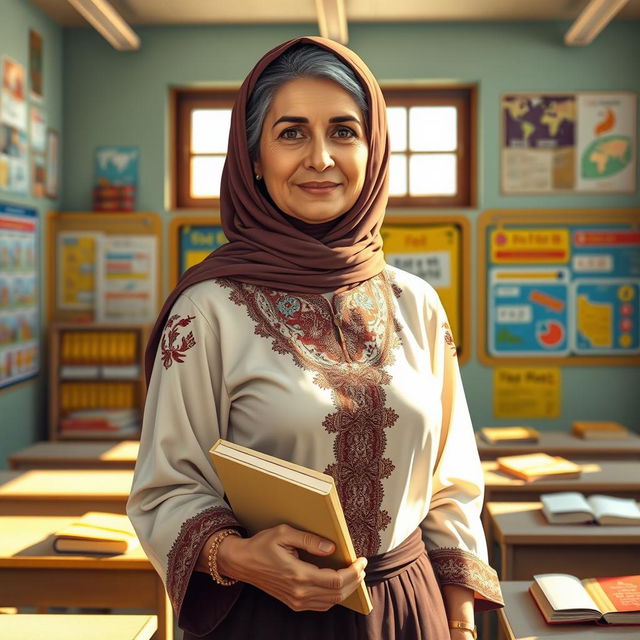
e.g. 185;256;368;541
255;174;262;181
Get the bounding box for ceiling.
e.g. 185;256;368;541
27;0;640;27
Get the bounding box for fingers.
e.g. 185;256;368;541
274;523;335;556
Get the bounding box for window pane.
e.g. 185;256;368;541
387;107;407;152
191;155;225;197
409;106;457;152
409;153;457;196
389;153;407;196
191;109;231;153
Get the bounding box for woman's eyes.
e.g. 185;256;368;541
278;126;357;140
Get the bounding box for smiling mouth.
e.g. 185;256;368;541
297;182;341;195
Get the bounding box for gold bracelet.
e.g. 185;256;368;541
207;528;241;586
448;619;477;639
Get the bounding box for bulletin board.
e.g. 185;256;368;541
0;202;39;390
170;215;471;362
478;209;640;366
46;211;162;325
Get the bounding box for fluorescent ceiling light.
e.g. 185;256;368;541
315;0;349;45
565;0;629;46
67;0;140;51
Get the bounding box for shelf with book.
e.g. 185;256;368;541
49;323;150;441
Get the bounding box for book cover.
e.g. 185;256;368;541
53;511;139;555
529;573;640;625
479;426;539;445
496;453;581;482
572;421;629;440
210;439;373;615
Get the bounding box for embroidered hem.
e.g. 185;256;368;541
167;506;243;614
428;547;504;612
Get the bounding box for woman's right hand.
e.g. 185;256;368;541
215;523;368;612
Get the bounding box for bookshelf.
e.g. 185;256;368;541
49;323;150;441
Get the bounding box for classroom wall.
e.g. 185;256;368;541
0;0;63;468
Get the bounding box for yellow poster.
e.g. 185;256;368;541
57;231;101;310
382;223;461;341
493;367;561;418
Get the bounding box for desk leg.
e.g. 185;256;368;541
156;577;174;640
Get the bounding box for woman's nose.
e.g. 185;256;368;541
303;137;335;172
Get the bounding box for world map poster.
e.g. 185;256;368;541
501;92;636;193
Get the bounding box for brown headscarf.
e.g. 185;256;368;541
145;36;389;383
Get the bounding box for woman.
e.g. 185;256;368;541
127;36;503;639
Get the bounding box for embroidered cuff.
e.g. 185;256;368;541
167;506;245;634
428;547;504;612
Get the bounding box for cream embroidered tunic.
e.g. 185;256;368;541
127;266;502;632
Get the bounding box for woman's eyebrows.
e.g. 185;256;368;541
271;115;361;128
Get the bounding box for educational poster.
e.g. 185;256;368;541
382;222;462;344
179;224;227;274
57;231;101;310
493;367;561;418
29;30;43;102
501;92;636;193
94;146;138;211
486;222;640;359
45;128;59;198
1;57;26;131
0;203;39;389
96;235;157;323
29;105;46;153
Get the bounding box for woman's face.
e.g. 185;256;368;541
254;76;369;225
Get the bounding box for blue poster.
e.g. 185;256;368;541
179;224;227;276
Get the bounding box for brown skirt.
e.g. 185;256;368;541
184;529;450;640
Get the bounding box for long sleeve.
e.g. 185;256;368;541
419;299;503;612
127;291;246;636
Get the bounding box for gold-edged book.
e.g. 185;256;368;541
210;439;373;615
479;426;540;445
53;511;139;555
572;421;629;440
497;453;581;482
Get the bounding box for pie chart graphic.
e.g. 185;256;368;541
536;320;565;348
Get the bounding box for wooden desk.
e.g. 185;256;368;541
488;502;640;581
0;515;172;640
8;441;139;470
497;581;640;639
0;614;157;640
476;431;640;461
483;460;640;504
0;470;133;515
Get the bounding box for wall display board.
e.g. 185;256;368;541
169;216;470;362
501;92;636;194
47;212;162;325
0;202;39;390
478;209;640;366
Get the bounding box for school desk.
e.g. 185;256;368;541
476;430;640;461
0;469;133;515
487;501;640;581
8;440;139;470
0;515;172;640
0;614;157;640
497;581;640;640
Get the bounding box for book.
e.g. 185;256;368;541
210;439;373;615
529;573;640;624
540;492;640;525
479;426;539;445
572;421;629;440
53;511;139;555
496;453;581;482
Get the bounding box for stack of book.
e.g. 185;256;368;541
479;426;540;445
496;453;581;482
529;573;640;625
572;421;629;440
540;491;640;525
53;512;139;555
60;408;140;438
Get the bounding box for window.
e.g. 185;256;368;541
172;85;475;209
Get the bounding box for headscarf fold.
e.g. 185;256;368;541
146;36;389;383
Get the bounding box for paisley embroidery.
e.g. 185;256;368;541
220;272;401;556
161;313;197;369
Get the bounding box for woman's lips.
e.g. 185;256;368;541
297;182;340;195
